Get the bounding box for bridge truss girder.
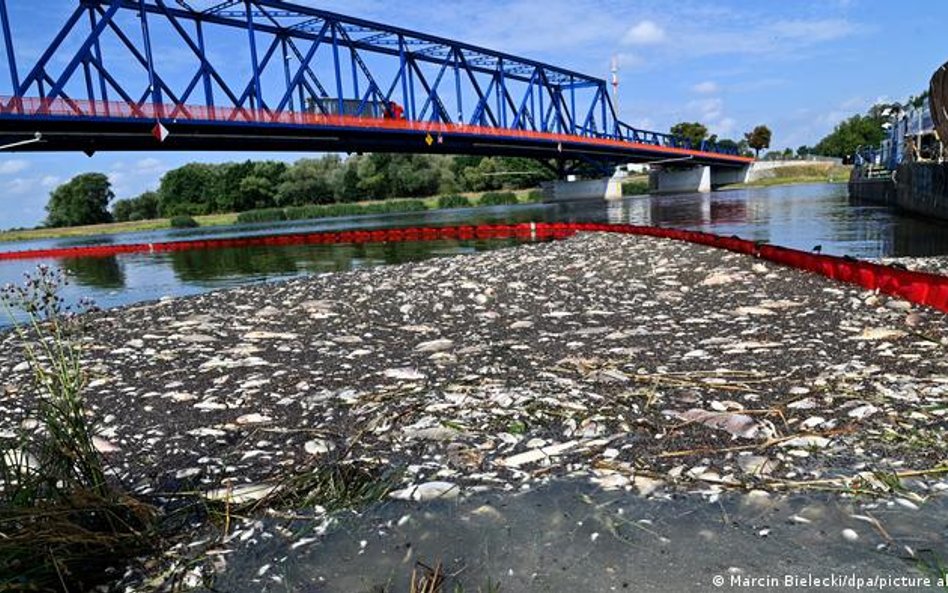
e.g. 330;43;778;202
0;0;741;157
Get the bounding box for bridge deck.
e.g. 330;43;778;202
0;97;752;167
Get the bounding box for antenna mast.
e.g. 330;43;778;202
611;55;620;117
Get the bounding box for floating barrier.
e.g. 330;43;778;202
2;222;947;313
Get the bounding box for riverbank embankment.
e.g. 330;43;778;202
0;190;540;244
722;162;851;189
2;232;945;501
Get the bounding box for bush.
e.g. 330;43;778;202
622;180;650;196
237;200;431;224
169;215;199;228
236;208;287;224
286;204;358;220
526;189;545;202
361;200;428;215
479;191;519;206
437;194;472;209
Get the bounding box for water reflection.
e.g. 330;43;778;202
3;183;948;321
60;256;125;289
169;246;302;282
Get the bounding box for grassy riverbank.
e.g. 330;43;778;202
0;189;540;244
722;163;852;189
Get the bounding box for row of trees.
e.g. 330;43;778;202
811;108;891;158
809;96;934;158
130;154;553;220
44;154;556;227
668;122;773;158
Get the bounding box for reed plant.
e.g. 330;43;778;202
0;266;156;592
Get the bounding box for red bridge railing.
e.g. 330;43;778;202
0;96;754;164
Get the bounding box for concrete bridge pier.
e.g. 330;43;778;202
649;164;751;194
542;173;625;202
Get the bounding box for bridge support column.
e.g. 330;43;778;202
710;165;751;187
541;176;624;202
649;165;711;194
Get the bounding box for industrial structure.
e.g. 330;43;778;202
0;0;752;190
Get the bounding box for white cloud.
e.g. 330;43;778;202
0;159;29;175
709;117;736;137
692;81;719;95
687;97;725;121
4;177;34;195
622;21;666;45
769;19;857;43
616;52;646;71
40;175;60;188
134;157;165;174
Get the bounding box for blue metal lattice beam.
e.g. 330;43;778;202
0;0;744;159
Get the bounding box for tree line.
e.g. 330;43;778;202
668;122;773;158
45;154;556;227
114;154;553;222
799;93;928;159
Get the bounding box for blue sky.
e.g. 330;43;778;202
1;0;946;229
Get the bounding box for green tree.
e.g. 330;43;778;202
158;163;218;216
491;157;556;189
813;114;886;158
716;138;739;153
112;190;159;222
211;161;254;212
112;199;133;223
238;176;276;210
45;173;114;228
333;160;365;203
275;157;339;206
737;139;752;157
670;121;709;148
744;125;772;158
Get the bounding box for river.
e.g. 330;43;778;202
2;183;948;321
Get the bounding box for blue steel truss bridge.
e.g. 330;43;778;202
0;0;753;175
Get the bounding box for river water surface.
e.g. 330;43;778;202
205;480;948;593
3;183;948;320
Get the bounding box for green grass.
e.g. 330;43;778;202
235;207;288;224
237;200;430;224
0;213;238;243
478;191;519;206
622;178;650;196
723;164;853;189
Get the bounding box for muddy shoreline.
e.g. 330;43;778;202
4;231;948;590
3;232;946;501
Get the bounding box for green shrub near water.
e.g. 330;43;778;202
527;189;545;202
479;191;519;206
622;179;650;196
169;215;199;228
360;200;427;215
238;200;430;224
437;194;472;209
236;208;288;224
